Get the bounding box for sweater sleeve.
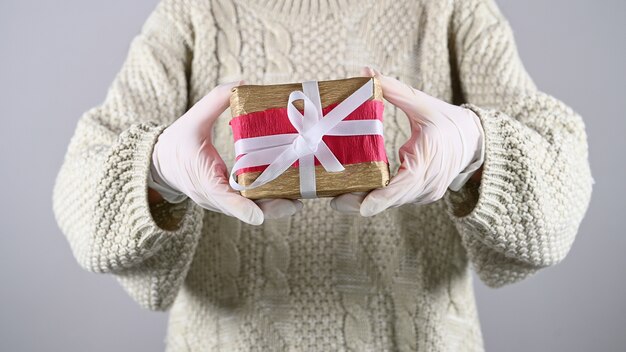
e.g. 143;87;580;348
443;0;594;287
52;0;210;310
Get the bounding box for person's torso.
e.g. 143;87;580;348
167;1;484;351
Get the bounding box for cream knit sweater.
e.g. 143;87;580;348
52;0;594;350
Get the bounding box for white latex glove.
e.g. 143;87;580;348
330;67;485;216
149;80;303;225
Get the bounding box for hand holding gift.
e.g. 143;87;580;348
330;67;485;216
149;80;303;225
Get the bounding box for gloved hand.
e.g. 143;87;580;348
330;67;485;216
149;80;303;225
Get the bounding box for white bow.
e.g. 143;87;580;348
229;79;383;198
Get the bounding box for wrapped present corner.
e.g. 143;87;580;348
228;76;390;200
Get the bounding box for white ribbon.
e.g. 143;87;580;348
229;79;382;198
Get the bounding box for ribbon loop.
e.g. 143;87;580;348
229;78;380;198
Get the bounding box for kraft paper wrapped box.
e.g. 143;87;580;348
228;76;390;200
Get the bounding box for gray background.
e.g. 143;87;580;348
1;0;624;351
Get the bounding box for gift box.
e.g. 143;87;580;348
228;76;390;200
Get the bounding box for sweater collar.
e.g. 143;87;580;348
237;0;366;18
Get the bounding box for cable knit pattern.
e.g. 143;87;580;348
52;0;593;350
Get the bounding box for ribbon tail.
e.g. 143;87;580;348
314;141;344;172
298;154;316;198
229;145;295;191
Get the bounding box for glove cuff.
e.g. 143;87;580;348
449;107;485;191
148;139;188;204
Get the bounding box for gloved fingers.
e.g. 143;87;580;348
359;159;424;217
361;66;442;124
329;191;368;214
254;198;304;220
194;184;265;225
190;156;265;225
360;66;376;77
212;191;265;226
360;66;420;117
364;67;422;105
